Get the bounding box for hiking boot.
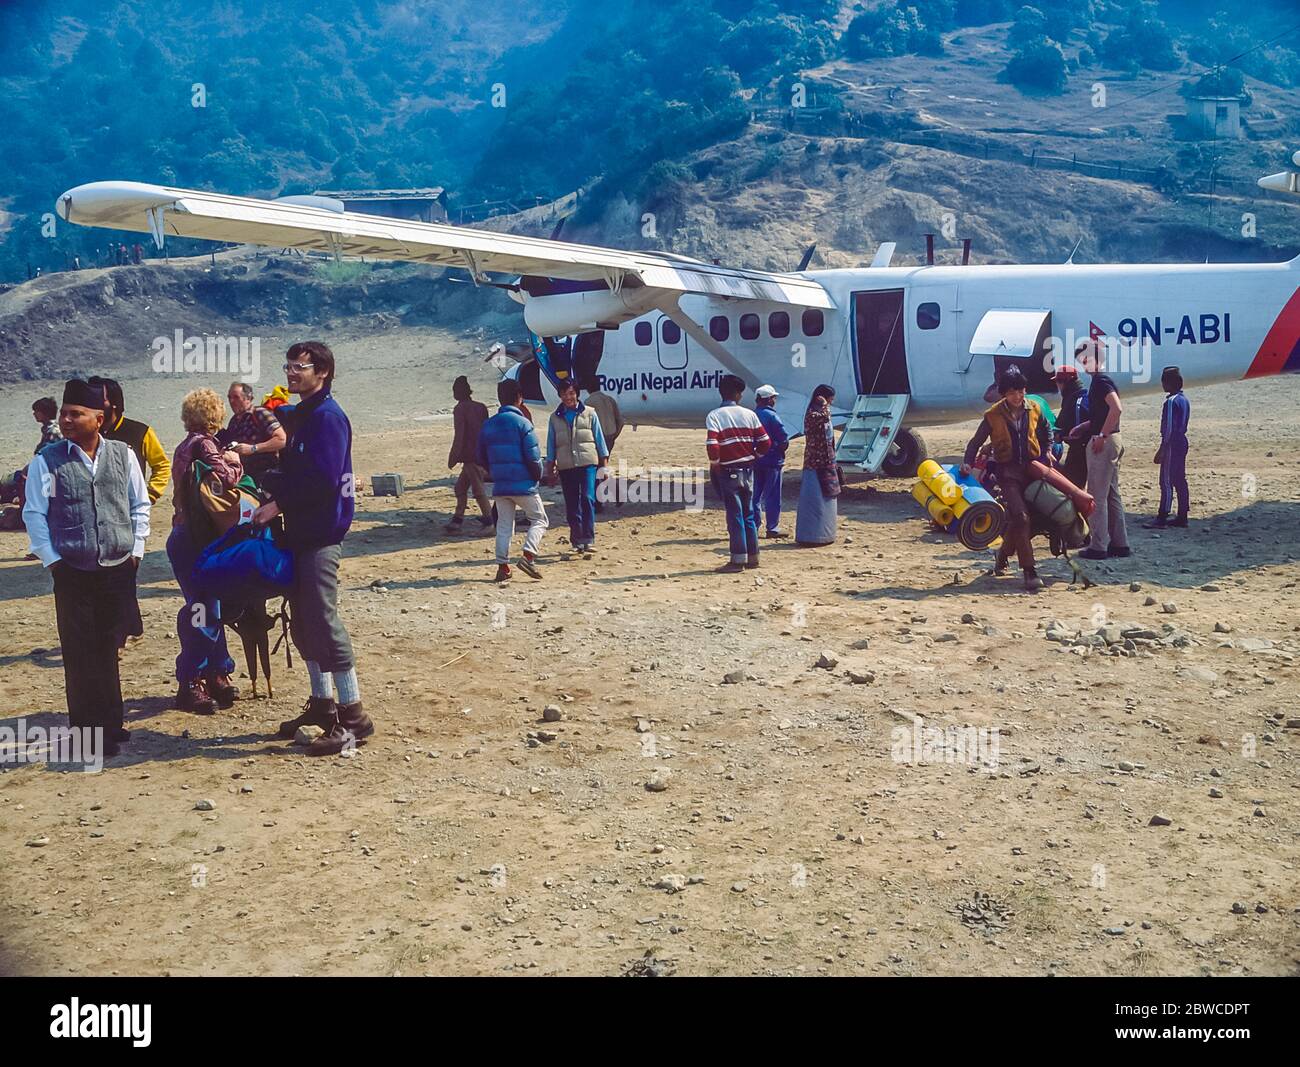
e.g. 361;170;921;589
1023;571;1043;593
992;551;1009;576
745;556;760;569
493;563;512;583
277;696;336;740
178;678;215;715
1078;548;1108;561
766;529;788;539
716;561;746;574
207;674;239;709
445;516;464;532
1169;515;1188;528
1107;545;1132;558
305;702;375;757
1143;516;1170;529
517;556;542;579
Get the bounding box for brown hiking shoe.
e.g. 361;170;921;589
178;678;216;715
277;696;337;740
306;701;375;757
207;673;239;709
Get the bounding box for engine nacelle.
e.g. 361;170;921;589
522;288;659;335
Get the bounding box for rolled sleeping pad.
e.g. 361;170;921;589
921;465;963;506
927;496;956;527
955;498;1006;550
1028;460;1095;517
917;459;944;483
943;464;1005;549
911;481;957;528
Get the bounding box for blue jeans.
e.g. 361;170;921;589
716;464;757;563
752;464;783;533
166;525;234;685
559;465;597;546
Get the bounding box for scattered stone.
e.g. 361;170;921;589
847;670;875;685
1182;666;1218;685
1214;621;1233;633
730;882;748;893
655;874;686;893
194;799;216;812
815;650;839;669
1208;788;1224;799
1129;582;1141;592
294;724;325;746
26;836;50;847
1148;813;1172;826
1253;807;1266;818
1231;902;1248;915
1143;595;1157;606
1103;926;1127;936
961;612;976;624
1201;583;1222;593
1118;760;1136;772
542;705;563;722
722;669;748;685
1160;602;1178;614
645;769;671;793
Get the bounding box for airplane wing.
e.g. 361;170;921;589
56;181;833;309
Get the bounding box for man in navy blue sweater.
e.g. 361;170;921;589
254;342;372;756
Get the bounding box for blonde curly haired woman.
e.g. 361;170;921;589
167;388;244;715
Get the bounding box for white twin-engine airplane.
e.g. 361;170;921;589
57;179;1300;476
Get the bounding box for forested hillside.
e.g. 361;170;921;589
2;0;1298;280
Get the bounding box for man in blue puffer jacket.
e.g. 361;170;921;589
477;378;549;582
253;341;371;756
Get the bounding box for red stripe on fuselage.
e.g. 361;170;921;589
1246;285;1300;378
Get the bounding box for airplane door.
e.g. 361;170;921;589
655;314;689;370
908;283;964;404
851;290;909;394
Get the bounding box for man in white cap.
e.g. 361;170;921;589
752;385;791;538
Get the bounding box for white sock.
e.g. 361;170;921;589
306;660;334;699
334;668;361;706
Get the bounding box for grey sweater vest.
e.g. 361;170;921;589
44;439;135;569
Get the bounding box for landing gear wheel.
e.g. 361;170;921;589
880;427;929;478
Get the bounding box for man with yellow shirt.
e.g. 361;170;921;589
89;377;171;504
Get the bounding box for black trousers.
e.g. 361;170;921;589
52;561;138;731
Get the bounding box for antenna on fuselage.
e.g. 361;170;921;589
1065;238;1083;264
797;243;817;271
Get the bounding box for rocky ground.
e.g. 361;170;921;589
0;331;1297;977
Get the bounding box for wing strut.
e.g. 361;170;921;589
653;296;760;389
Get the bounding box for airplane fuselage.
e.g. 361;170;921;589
527;260;1300;432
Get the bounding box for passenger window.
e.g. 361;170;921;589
710;315;729;341
635;321;652;346
917;302;941;330
662;320;681;345
769;311;790;338
801;309;824;336
739;313;760;341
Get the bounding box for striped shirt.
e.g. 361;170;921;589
1160;391;1190;440
705;402;771;466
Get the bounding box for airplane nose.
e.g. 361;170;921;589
56;181;177;225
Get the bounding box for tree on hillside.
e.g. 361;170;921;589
1008;6;1048;50
1102;0;1179;72
1001;35;1069;93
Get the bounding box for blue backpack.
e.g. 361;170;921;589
193;523;294;606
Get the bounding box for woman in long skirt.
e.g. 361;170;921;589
796;384;840;545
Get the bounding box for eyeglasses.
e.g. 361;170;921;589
282;361;315;372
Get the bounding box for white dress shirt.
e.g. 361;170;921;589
23;436;151;568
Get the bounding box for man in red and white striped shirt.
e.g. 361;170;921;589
706;374;770;572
